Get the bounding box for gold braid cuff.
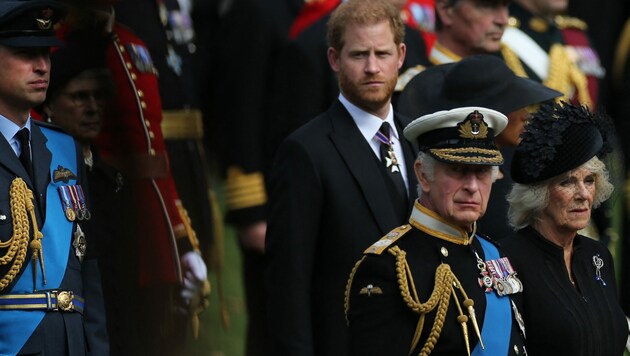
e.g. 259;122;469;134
161;109;204;140
224;167;267;211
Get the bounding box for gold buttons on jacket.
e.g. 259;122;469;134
137;90;144;98
149;148;156;156
440;247;449;257
149;131;155;139
126;62;133;70
141;101;147;109
145;120;151;128
131;73;137;80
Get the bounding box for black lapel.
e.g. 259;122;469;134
0;131;29;179
328;101;401;235
30;124;52;217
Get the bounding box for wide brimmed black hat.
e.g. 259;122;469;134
397;55;562;118
0;0;65;47
404;106;508;165
511;102;613;184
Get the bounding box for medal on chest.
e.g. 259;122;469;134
375;129;401;173
57;185;91;222
385;146;401;173
126;43;156;73
73;224;86;262
474;251;523;296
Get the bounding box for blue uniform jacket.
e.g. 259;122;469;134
0;121;108;355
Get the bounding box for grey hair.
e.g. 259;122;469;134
506;156;614;230
414;151;500;198
415;151;436;198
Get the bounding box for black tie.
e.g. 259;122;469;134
378;122;407;203
16;128;33;180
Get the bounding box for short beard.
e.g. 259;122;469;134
337;71;396;115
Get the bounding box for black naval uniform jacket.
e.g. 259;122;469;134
266;100;417;355
346;202;526;355
501;226;627;356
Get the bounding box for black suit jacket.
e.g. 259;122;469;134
0;122;108;356
271;17;429;156
265;100;417;355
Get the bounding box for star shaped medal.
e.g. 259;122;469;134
385;146;401;173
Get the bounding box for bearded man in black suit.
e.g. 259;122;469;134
265;0;418;354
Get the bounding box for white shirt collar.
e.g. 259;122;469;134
338;94;398;141
0;115;32;156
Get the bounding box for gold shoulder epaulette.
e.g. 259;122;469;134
554;15;588;31
364;225;412;255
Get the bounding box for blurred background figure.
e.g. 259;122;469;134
38;43;138;355
203;0;301;354
394;0;510;102
55;1;210;355
114;0;227;345
115;0;222;286
610;6;630;318
501;0;602;108
568;0;627;111
430;0;509;64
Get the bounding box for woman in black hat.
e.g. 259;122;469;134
502;102;627;355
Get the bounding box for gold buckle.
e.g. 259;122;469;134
56;291;74;312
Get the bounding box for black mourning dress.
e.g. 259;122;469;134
501;226;627;356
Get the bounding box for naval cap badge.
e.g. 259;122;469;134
458;110;489;139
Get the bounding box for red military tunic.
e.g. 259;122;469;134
97;24;186;286
288;0;339;40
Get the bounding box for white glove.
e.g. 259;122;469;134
180;251;207;302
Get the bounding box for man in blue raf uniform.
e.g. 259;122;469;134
0;1;108;355
346;107;526;355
